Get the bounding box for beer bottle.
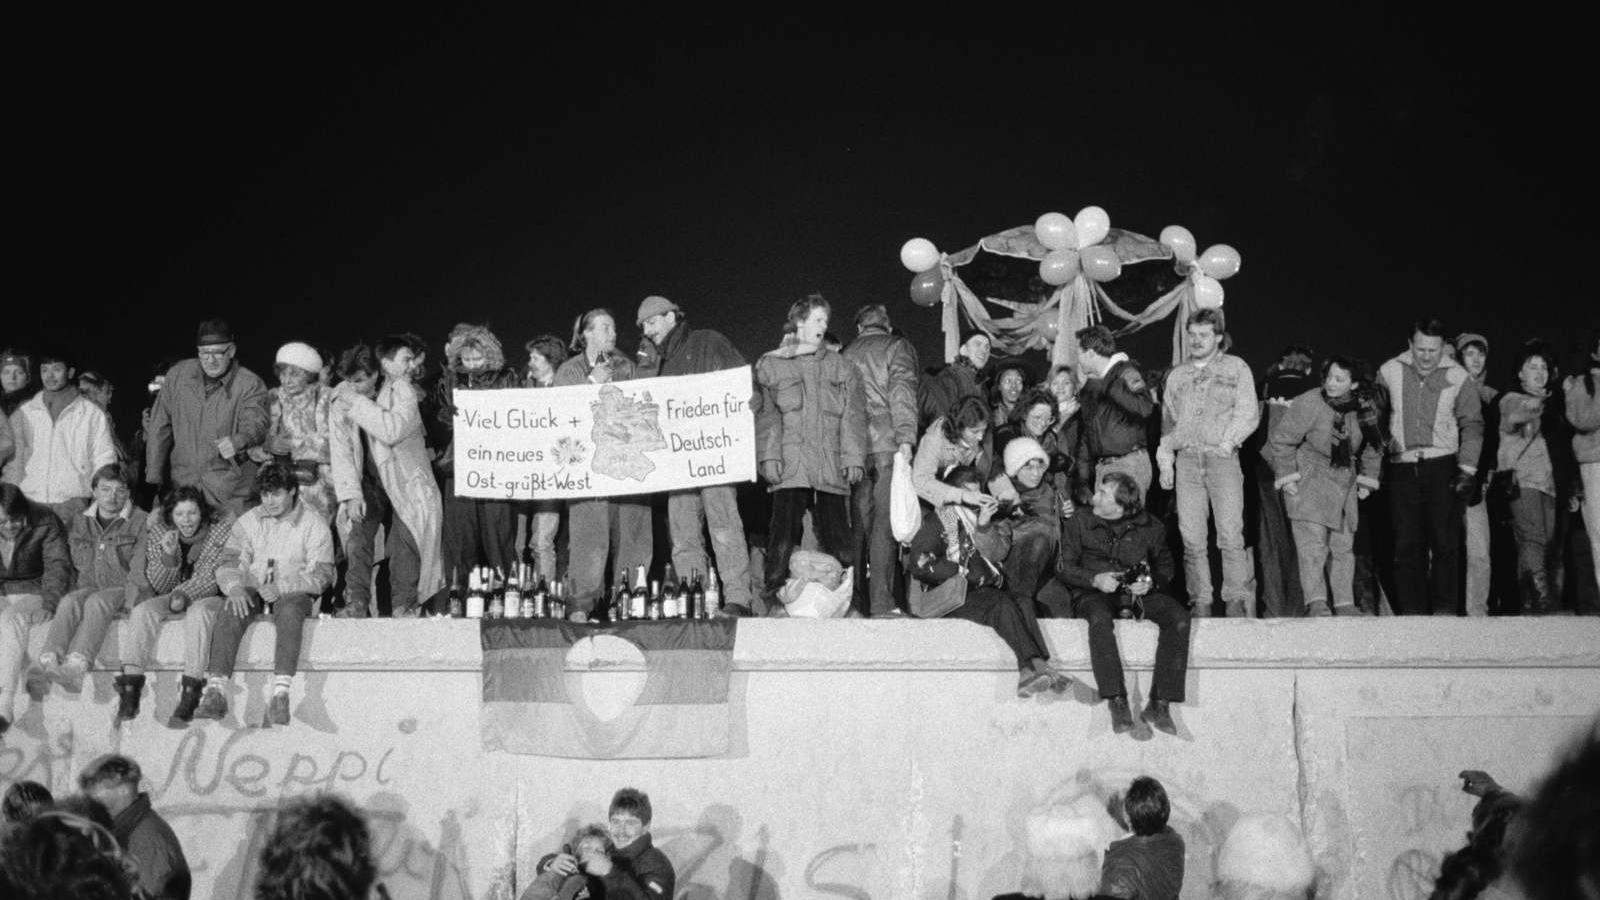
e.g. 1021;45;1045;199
486;568;505;619
612;568;629;621
465;567;485;619
687;571;705;620
529;573;547;619
647;579;663;620
552;578;568;620
661;563;680;619
630;565;648;620
705;566;722;616
447;568;464;618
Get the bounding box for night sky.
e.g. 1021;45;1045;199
18;11;1596;431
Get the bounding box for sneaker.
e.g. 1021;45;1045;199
718;604;753;618
266;693;291;726
193;688;228;721
1141;698;1178;735
53;657;89;693
1017;670;1053;698
1306;601;1332;617
1224;600;1247;618
1332;603;1363;617
1108;696;1136;734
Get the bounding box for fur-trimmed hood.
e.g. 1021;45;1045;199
444;323;507;372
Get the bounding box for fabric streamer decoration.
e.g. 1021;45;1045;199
480;618;738;758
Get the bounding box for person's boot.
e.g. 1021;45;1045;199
1108;695;1136;734
266;692;291;727
1141;698;1178;735
52;655;89;693
1305;600;1332;617
335;600;369;619
113;674;145;721
169;676;205;725
193;685;228;721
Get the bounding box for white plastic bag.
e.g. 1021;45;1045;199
890;452;922;544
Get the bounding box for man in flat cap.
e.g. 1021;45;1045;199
638;295;757;615
144;319;270;515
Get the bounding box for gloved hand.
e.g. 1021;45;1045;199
760;461;783;484
1450;469;1480;506
1459;770;1503;797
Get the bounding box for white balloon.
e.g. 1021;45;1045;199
1159;225;1197;263
1074;205;1110;249
1193;274;1225;309
1035;212;1076;251
900;238;940;273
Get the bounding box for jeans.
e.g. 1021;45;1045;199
1175;450;1253;610
852;451;901;615
208;590;315;678
668;484;753;609
42;586;132;665
1387;455;1462;615
1463;499;1492;617
1254;460;1304;617
525;500;561;581
764;488;853;605
567;497;652;613
1509;489;1559;612
1037;580;1189;702
1584;462;1600;595
347;510;422;612
1290;519;1356;610
0;594;47;718
121;595;223;679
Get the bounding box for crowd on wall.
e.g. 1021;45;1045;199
1;297;1598;740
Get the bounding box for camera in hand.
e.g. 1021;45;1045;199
1112;561;1153;619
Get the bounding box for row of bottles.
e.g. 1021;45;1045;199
445;562;723;621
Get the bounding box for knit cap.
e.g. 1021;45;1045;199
1003;436;1049;477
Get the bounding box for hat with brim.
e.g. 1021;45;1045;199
636;295;682;326
197;318;234;346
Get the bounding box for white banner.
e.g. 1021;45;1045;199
452;366;757;500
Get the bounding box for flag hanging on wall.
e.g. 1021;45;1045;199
480;619;738;758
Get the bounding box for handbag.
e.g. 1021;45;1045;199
890;452;923;544
1487;429;1537;506
909;571;967;619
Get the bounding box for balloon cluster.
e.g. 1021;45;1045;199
900;237;945;307
1034;206;1119;286
1158;225;1240;309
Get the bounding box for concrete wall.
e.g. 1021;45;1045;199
1;618;1596;900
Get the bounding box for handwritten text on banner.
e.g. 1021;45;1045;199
452;367;756;500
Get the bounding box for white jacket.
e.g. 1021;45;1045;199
9;394;117;503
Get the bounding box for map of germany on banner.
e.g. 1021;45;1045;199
452;366;756;500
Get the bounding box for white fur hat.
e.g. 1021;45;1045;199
1003;436;1049;477
1215;813;1315;893
275;342;323;375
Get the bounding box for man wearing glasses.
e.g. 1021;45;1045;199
144;319;270;515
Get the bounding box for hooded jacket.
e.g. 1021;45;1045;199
754;337;868;496
843;325;920;454
432;324;521;475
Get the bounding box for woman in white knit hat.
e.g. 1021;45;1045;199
249;342;336;524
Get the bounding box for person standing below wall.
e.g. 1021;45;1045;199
538;787;676;900
1157;310;1260;618
7;350;117;523
1456;332;1501;617
1377;318;1485;615
0;483;71;738
434;323;521;589
1267;357;1383;617
144;319;271;517
78;753;190;900
842;303;920;618
557;309;652;621
194;461;335;727
1498;341;1579;615
1074;325;1157;498
639;295;757;617
1565;332;1600;603
755;294;868;612
1097;776;1185;900
331;336;445;617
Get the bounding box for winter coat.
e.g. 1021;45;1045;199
653;322;747;377
918;359;983;429
603;833;674;900
1566;371;1600;464
432;366;521;476
912;419;983;507
143;359;271;511
554;349;637;387
1159;353;1259;455
215;501;336;599
1377;350;1484;468
0;410;13;473
1268;389;1382;532
1054;509;1175;598
111;792;191;900
0;501;72;610
63;500;150;595
248;383;336;522
1098;827;1185;900
332;378;446;600
1500;389;1579;499
1077;355;1156;479
132;512;235;606
754;339;868;496
9;391;117;503
844;326;921;454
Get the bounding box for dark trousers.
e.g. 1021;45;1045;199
852;452;901;615
442;478;517;577
1387;455;1462;615
1254;461;1304;616
947;586;1050;669
347;500;422;613
1037;580;1190;702
1003;523;1057;604
764;488;853;604
208;591;315;677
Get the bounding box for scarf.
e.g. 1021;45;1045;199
936;503;978;563
1324;390;1360;469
